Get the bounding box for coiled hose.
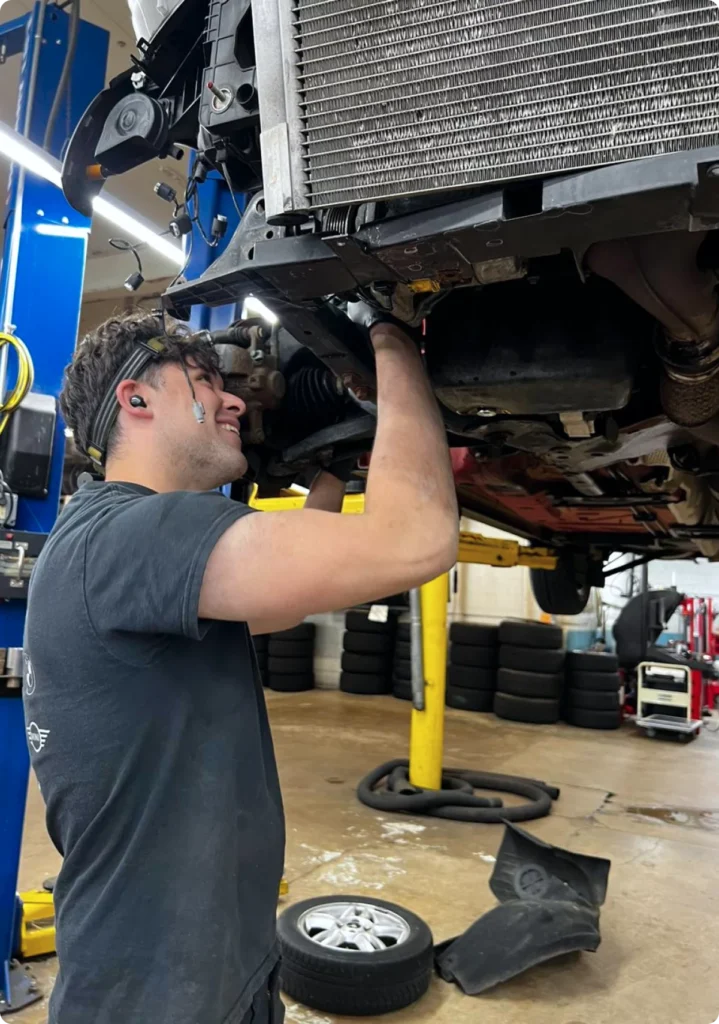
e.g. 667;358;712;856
357;759;560;823
0;332;35;437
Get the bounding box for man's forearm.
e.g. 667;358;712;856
304;470;346;513
365;324;458;568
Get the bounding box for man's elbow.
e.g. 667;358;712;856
413;516;459;582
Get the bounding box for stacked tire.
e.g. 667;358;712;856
254;634;269;687
564;651;622;730
392;622;412;701
494;620;565;724
268;624;316;692
340;611;396;695
446;623;499;712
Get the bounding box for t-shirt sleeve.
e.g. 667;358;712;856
84;490;254;640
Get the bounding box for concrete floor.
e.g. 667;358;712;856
15;691;719;1024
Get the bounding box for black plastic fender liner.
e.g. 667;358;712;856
490;823;611;906
435;899;602;995
356;759;560;823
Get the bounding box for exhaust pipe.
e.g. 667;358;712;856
587;232;719;426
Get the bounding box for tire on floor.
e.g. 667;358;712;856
565;688;620;711
344;632;394;655
566;651;618;674
278;895;434;1017
447;665;497;690
497;667;563;699
564;707;621;730
449;623;499;647
494;691;560;724
451;643;498;668
569;670;621;692
498;620;563;650
499;645;566;674
340;672;391;695
446;686;495;712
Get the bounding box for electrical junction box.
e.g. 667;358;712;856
0;393;56;498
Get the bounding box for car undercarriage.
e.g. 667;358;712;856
62;0;719;612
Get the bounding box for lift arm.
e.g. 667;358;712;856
250;491;559;571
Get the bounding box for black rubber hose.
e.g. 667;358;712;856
43;0;80;151
357;759;559;823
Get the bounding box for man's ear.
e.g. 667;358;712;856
116;380;152;418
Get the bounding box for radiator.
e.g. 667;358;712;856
257;0;719;213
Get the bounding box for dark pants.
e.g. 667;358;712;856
242;965;285;1024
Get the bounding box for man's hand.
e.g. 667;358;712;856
347;301;415;339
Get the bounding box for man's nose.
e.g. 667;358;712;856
222;390;246;418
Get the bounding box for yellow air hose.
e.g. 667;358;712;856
0;331;35;437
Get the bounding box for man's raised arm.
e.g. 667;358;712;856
199;323;459;634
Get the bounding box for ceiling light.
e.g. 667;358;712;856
244;296;278;324
0;120;184;266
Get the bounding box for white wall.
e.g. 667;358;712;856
449;517;538;624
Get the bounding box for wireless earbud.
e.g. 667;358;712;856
130;395;147;409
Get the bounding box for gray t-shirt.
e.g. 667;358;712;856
23;482;285;1024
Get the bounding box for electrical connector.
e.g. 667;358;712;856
154;182;177;204
212;214;228;240
124;271;145;292
170;212;193;238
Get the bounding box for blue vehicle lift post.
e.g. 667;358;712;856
0;4;107;1011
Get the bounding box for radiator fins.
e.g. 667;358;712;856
292;0;719;207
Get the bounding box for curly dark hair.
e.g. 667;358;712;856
60;310;221;459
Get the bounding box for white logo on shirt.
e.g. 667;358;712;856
26;722;50;753
24;653;36;696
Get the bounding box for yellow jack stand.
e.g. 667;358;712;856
18;890;55;959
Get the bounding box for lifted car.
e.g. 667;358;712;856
63;0;719;614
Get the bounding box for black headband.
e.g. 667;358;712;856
85;336;169;467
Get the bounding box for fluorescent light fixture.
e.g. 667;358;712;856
0;120;184;266
35;223;91;239
244;296;278;324
92;196;184;265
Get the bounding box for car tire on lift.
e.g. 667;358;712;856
269;674;315;693
447;664;497;690
278;895;434;1017
449;623;499;647
565;688;620;711
446;686;495;712
497;667;563;699
343;632;394;656
494;691;560;724
530;549;596;616
451;644;498;668
498;620;563;650
564;707;621;730
340;672;391;696
342;651;391;675
499;645;566;674
569;670;621;692
566;650;619;673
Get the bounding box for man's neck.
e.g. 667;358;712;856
104;455;200;494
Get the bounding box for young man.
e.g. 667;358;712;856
24;310;458;1024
